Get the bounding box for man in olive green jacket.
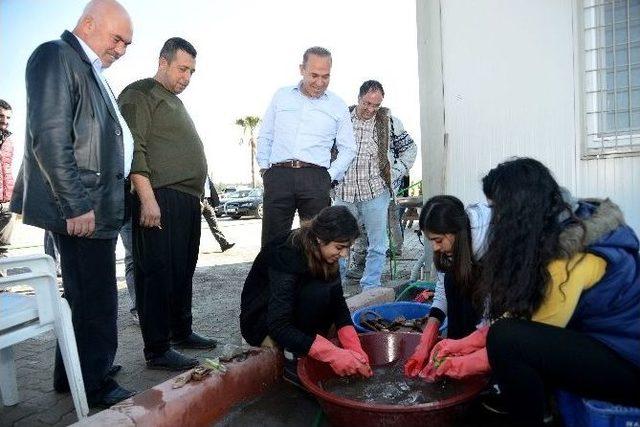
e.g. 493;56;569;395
119;37;216;372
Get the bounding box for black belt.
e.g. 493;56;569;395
272;160;323;169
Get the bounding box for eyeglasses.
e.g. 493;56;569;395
360;100;382;110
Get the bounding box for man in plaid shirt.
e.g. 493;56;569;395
334;80;416;290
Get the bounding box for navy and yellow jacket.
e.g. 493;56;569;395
533;199;640;368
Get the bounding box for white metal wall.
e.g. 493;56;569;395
579;157;640;233
416;0;640;232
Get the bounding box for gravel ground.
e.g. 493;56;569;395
0;214;425;426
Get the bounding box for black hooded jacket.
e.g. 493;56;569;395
240;231;352;354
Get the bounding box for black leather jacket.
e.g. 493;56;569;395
11;31;126;239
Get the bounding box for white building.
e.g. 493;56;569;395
416;0;640;231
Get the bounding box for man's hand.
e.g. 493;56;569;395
259;168;267;177
66;210;95;237
130;174;162;229
140;197;161;228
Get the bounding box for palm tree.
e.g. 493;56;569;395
235;115;261;187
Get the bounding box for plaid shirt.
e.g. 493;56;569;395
335;110;388;203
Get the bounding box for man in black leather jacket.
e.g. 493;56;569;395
10;0;135;407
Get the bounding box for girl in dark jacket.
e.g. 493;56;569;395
240;205;372;379
420;158;640;426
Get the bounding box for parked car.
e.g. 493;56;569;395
224;188;264;219
214;188;251;217
221;187;237;194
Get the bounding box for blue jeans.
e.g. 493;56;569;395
334;192;390;289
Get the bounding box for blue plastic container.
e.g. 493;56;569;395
556;390;640;427
352;301;446;334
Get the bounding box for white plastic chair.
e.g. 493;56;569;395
0;254;89;419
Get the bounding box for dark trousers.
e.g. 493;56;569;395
293;278;341;339
201;198;230;248
132;188;201;359
444;272;480;339
261;167;331;246
52;233;118;397
487;318;640;427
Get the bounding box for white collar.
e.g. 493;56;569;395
294;82;328;100
73;33;104;72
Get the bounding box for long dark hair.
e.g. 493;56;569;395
479;158;573;320
290;206;359;280
420;195;476;295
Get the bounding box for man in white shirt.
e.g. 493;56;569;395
256;47;356;246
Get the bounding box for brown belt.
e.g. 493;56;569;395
272;160;323;169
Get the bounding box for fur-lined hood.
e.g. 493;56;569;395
558;198;628;257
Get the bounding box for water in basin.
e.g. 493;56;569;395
322;360;468;406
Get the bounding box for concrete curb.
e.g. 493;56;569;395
72;348;282;427
72;409;135;426
72;288;392;426
347;286;395;312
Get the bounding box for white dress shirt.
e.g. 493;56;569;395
256;84;356;181
74;34;134;177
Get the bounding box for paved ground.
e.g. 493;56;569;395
0;215;426;427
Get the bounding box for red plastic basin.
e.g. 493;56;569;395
298;332;487;427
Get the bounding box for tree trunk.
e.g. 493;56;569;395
250;136;256;187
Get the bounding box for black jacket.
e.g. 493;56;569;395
240;231;352;354
206;176;219;207
10;31;126;238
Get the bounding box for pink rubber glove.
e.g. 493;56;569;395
337;325;370;365
414;290;434;303
430;325;489;358
419;347;490;381
309;335;373;377
404;320;439;377
418;326;490;381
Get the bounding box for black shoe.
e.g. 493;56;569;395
88;380;136;408
221;242;235;252
107;364;122;377
385;249;402;258
481;388;553;423
171;332;217;350
54;364;122;393
282;357;304;390
345;269;364;280
53;378;70;394
146;349;198;371
481;387;509;415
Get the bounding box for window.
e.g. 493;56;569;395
583;0;640;156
